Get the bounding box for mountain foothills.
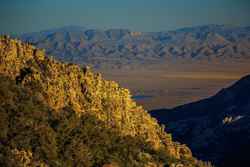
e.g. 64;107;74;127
150;74;250;167
0;36;213;167
18;25;250;69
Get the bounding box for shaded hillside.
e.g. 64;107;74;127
151;74;250;167
0;36;213;166
18;25;250;69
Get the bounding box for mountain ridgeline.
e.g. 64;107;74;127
18;25;250;69
0;36;212;166
150;74;250;167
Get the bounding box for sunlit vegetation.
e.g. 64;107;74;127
0;36;213;166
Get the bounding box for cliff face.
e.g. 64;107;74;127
151;74;250;167
0;36;210;167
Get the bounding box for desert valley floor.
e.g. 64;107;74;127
101;62;250;110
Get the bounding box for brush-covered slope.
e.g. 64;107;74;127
151;75;250;167
0;36;212;167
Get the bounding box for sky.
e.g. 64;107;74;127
0;0;250;34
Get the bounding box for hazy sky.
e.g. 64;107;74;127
0;0;250;34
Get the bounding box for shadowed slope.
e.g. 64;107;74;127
151;74;250;167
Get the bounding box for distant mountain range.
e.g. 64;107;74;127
150;74;250;167
17;25;250;69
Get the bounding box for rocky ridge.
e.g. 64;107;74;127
0;36;212;167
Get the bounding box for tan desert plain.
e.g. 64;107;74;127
100;60;250;110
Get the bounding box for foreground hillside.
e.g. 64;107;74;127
18;25;250;70
151;75;250;167
0;36;212;166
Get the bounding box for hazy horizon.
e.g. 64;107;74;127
1;0;250;34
